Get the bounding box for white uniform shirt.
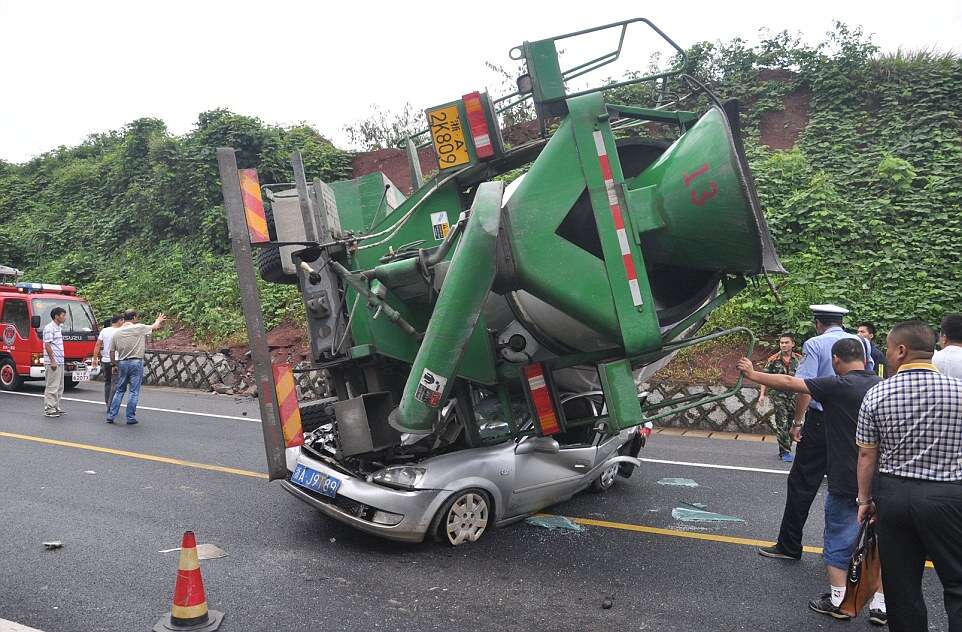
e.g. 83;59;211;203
933;346;962;379
97;326;119;363
42;321;64;365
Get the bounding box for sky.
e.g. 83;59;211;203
1;0;959;164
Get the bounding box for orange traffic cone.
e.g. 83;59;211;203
153;531;224;631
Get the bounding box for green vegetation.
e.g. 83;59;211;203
0;110;352;341
1;25;958;347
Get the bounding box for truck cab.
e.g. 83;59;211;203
0;282;99;391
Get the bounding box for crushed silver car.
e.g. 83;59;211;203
282;392;648;545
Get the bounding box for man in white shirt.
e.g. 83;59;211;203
91;313;124;406
42;307;67;417
933;313;962;379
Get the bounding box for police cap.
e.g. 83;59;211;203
809;304;849;321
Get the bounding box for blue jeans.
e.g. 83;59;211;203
107;359;144;421
823;493;861;570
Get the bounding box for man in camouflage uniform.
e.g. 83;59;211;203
757;334;802;462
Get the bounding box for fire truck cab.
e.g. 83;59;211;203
0;271;98;391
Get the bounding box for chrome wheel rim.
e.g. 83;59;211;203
599;462;619;489
445;492;488;545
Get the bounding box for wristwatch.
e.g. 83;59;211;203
856;497;875;506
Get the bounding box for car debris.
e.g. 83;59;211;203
42;541;63;550
524;515;585;532
657;477;700;487
671;507;744;523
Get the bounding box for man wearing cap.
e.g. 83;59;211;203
758;304;873;562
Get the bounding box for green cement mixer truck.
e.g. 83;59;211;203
219;18;783;544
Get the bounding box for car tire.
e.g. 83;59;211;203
430;488;492;546
257;206;298;285
299;396;337;433
0;358;22;391
590;462;620;493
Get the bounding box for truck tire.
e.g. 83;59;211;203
299;396;337;433
0;357;22;391
257;206;298;285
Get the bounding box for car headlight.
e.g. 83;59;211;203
370;466;427;489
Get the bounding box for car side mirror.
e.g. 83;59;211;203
515;436;561;455
31;315;41;329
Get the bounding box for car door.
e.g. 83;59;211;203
508;436;597;516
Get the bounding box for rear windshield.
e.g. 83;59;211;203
32;298;97;333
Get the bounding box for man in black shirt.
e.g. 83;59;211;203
738;338;885;623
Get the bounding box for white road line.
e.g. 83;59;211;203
640;457;790;475
0;390;260;423
0;619;45;632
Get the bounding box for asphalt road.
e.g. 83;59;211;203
0;381;951;632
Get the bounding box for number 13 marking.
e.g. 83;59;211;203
683;163;718;206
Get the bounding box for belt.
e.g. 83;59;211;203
880;472;962;484
119;357;143;361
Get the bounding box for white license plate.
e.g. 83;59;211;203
71;370;90;381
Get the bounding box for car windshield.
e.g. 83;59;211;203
32;298;97;333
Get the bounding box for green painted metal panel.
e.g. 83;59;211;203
392;182;503;433
625;106;769;274
345;182;497;386
598;359;642;430
524;39;566;104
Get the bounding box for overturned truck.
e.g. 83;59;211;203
220;18;782;545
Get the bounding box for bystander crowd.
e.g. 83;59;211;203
739;338;885;624
857;322;887;378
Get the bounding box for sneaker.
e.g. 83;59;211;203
758;544;801;560
44;411;59;418
808;593;851;620
126;419;138;425
869;609;887;626
781;452;794;463
105;418;115;424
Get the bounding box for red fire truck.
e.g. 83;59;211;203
0;270;99;391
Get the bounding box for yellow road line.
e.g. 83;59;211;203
0;429;935;569
560;515;935;568
0;431;268;479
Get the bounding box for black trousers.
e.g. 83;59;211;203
775;409;826;557
876;474;962;632
102;362;117;406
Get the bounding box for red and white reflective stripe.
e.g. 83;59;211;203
524;363;560;436
592;130;643;307
462;92;494;159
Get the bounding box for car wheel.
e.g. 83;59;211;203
0;358;22;391
591;462;620;493
430;488;491;546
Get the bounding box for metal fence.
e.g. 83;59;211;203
142;350;238;390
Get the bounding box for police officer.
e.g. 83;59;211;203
758;304;873;560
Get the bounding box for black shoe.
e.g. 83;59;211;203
126;419;138;425
808;593;851;620
105;418;115;424
758;544;801;560
869;609;887;626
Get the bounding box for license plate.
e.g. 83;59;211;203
426;103;470;170
71;370;90;381
291;464;341;498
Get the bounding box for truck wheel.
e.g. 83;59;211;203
0;358;22;391
299;397;337;433
590;462;620;493
430;488;492;546
257;206;297;285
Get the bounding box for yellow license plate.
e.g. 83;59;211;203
427;104;470;169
